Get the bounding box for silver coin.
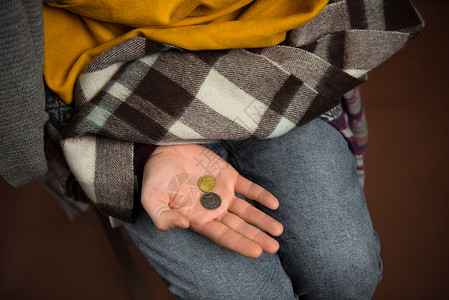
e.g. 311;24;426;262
200;192;222;210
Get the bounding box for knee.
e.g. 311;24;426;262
166;252;296;300
188;275;294;300
240;275;295;300
300;240;382;299
194;266;295;300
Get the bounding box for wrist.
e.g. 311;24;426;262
134;143;158;175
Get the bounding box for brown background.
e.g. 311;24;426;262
1;1;448;299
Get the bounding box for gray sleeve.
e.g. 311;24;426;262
0;0;49;186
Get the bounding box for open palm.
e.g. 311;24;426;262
141;144;283;258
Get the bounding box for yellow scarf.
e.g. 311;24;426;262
43;0;329;103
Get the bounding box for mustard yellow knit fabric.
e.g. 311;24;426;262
43;0;329;103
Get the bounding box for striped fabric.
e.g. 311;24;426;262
59;0;423;222
322;87;367;185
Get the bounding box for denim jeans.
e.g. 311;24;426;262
124;118;382;299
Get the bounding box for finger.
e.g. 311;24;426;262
229;197;283;237
198;220;263;258
141;191;190;231
220;213;279;254
234;175;279;210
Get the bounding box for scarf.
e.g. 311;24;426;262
54;0;424;222
43;0;329;103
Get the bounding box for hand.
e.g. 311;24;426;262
140;144;283;258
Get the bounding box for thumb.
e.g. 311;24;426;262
141;188;190;231
143;198;190;230
157;209;190;230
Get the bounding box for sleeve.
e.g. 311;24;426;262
60;138;157;223
44;84;158;223
0;0;49;186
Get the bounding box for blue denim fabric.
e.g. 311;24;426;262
124;118;382;299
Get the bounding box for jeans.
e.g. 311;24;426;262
124;118;382;299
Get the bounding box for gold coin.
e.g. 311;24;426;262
198;175;216;192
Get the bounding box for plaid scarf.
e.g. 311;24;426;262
58;0;424;222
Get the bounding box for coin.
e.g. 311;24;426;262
201;192;221;210
198;175;216;192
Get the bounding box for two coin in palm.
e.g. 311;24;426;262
198;175;221;210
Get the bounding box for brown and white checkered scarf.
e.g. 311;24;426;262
60;0;424;222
